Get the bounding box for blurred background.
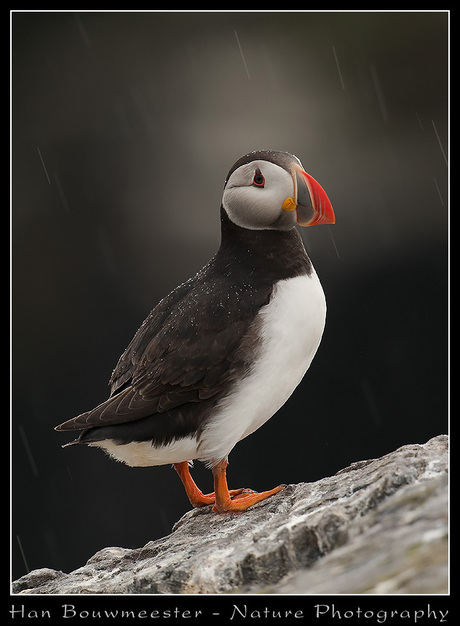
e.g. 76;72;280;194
12;11;448;581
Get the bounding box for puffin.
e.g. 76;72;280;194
55;150;335;513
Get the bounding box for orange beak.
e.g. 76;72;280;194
283;165;335;227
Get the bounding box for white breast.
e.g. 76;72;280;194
197;271;327;465
91;271;326;468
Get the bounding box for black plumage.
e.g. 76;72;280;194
56;208;311;448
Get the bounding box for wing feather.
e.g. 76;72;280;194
56;263;272;432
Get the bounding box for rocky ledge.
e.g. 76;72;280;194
12;435;448;595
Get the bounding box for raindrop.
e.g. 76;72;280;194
16;535;30;574
234;30;251;80
332;46;345;91
433;178;445;207
18;424;38;477
328;227;341;260
415;111;424;132
74;14;91;48
432;120;447;165
37;147;51;185
370;64;389;122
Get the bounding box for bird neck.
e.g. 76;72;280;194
217;206;312;281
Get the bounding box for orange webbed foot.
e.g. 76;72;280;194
174;460;284;512
211;459;285;513
174;462;255;508
212;484;285;513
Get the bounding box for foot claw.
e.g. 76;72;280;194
231;488;256;501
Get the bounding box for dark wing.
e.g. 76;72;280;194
56;265;272;432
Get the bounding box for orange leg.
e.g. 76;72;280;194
174;461;215;507
174;461;248;508
211;459;285;513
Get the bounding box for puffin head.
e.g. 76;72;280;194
222;150;335;231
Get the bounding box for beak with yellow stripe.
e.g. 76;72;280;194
282;163;335;227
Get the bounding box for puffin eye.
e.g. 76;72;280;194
252;168;265;187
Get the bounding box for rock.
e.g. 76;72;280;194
12;435;448;595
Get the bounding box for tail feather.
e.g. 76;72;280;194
54;386;154;432
61;438;81;448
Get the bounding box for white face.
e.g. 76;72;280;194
222;160;297;231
